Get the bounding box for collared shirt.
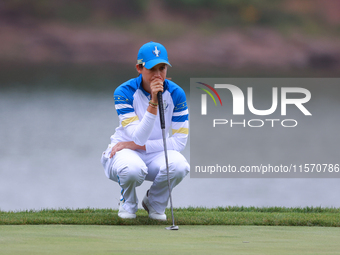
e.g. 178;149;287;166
110;74;189;153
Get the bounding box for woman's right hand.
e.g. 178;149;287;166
149;78;163;104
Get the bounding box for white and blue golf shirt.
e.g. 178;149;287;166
110;74;189;153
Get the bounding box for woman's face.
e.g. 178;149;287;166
136;63;168;91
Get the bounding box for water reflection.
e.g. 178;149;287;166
0;67;339;211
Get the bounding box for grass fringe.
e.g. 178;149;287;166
2;206;339;214
181;206;340;213
1;206;339;227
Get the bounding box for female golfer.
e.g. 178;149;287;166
101;42;190;220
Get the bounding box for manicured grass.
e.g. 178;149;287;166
1;225;340;255
1;207;340;227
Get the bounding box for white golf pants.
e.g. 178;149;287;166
101;147;190;214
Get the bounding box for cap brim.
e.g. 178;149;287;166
144;59;172;69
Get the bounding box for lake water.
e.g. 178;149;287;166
1;65;339;211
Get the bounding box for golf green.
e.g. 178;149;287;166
1;225;339;254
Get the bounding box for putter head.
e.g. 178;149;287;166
165;225;179;230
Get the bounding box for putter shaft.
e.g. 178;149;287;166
157;91;177;230
161;129;175;227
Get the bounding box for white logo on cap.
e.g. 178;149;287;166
153;46;160;57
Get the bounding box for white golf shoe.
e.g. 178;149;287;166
142;190;167;221
118;201;136;219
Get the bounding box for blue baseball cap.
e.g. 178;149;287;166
137;41;172;69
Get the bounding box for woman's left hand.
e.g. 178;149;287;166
109;141;145;158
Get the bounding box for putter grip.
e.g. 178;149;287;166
157;91;165;129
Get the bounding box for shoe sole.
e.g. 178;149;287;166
118;213;136;219
142;200;166;221
118;215;136;219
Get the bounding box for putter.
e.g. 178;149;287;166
157;91;179;231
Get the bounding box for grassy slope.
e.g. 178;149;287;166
1;207;340;227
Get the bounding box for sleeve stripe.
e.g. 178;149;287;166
172;128;189;135
172;114;188;122
173;109;188;116
122;115;139;127
114;95;131;104
119;112;136;119
172;120;188;129
115;104;133;110
117;108;135;115
174;101;188;112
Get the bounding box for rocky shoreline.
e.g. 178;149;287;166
1;19;339;71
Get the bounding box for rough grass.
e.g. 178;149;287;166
1;206;340;227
